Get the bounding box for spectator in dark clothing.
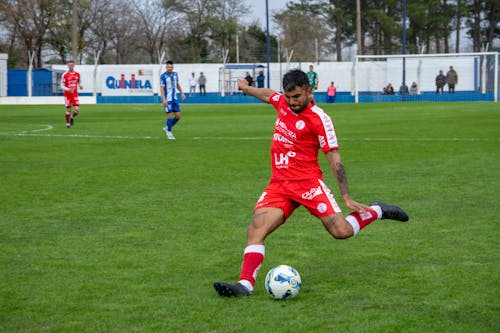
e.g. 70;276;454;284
256;71;265;88
435;70;446;94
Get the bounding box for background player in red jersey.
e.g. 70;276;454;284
61;60;83;128
214;69;410;297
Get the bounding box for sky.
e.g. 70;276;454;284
243;0;289;27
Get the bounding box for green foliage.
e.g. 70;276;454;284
0;102;499;332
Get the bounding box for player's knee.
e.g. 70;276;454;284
322;216;354;239
329;228;354;239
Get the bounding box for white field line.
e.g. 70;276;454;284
0;125;496;142
18;124;54;133
0;132;159;140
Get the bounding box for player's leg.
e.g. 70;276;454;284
71;104;80;126
320;201;409;239
65;106;72;128
297;179;408;239
164;103;176;139
214;207;286;297
171;110;181;127
64;95;72;128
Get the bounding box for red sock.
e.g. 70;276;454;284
238;245;265;289
346;209;379;235
65;112;71;123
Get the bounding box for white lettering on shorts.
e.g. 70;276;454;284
301;186;323;200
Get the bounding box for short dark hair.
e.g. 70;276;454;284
283;69;310;91
166;60;174;65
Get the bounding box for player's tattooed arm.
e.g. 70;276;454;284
326;149;370;214
334;161;349;196
326;150;350;197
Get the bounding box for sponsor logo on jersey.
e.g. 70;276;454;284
274;151;296;168
275;119;297;140
273;133;294;145
295;120;305;130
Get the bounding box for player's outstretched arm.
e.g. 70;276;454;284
237;78;275;104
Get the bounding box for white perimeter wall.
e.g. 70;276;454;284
1;54;493;104
50;57;482;95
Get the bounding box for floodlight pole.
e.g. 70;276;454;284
265;0;271;88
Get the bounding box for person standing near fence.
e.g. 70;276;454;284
327;81;336;103
446;66;458;93
160;60;186;140
198;72;207;96
256;71;265;88
435;70;446;94
307;65;319;92
189;72;197;96
61;60;83;128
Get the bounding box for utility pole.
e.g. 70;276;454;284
356;0;361;55
72;0;78;62
265;0;271;88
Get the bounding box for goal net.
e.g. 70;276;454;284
353;52;499;103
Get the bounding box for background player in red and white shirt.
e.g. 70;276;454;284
61;60;83;128
214;69;410;297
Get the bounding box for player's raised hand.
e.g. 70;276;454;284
237;78;248;91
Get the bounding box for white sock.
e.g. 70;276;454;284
345;215;360;235
370;205;383;219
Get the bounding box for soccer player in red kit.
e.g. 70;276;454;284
61;60;83;128
214;69;409;297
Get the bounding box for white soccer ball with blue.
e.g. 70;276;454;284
265;265;302;299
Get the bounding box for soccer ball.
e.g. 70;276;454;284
264;265;302;299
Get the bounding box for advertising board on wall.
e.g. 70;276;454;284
98;65;157;96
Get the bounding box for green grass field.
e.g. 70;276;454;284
1;102;499;332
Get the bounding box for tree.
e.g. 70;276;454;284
274;0;330;62
133;0;182;64
327;0;356;61
466;0;500;51
361;0;402;55
0;0;63;67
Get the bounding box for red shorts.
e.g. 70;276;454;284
64;93;80;107
255;178;342;219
